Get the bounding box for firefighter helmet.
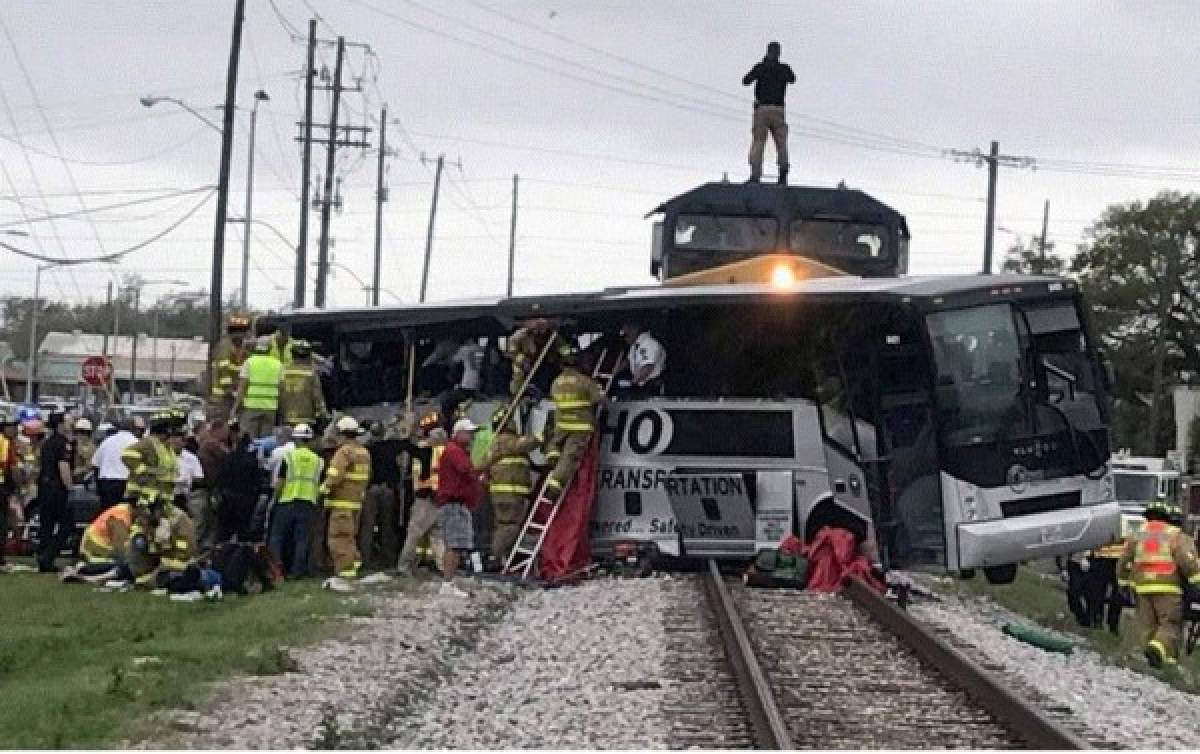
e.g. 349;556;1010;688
226;313;252;333
75;418;93;433
292;423;314;440
335;416;361;434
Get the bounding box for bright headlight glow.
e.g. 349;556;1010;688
770;263;796;288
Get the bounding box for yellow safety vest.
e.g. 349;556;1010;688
243;354;283;410
0;435;8;485
81;503;134;563
280;446;322;504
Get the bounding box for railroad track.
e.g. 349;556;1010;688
702;560;1090;750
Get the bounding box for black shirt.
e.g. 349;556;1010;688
367;438;405;485
38;433;70;492
743;59;795;107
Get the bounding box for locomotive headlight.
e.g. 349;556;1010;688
770;263;796;288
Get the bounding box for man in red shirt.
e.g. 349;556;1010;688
436;418;482;597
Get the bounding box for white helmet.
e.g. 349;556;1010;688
292;423;314;440
75;418;93;432
335;416;360;434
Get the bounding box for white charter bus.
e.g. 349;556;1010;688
263;268;1118;584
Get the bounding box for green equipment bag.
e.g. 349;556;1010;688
744;548;809;589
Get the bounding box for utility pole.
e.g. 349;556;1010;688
240;90;269;309
111;286;121;397
506;173;518;297
1037;199;1050;275
129;287;140;402
946;141;1035;274
419;154;445;303
102;281;112;360
25;266;42;404
372;105;388;307
295;19;316;310
314;37;346;309
207;0;245;394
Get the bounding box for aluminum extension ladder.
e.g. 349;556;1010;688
503;347;624;580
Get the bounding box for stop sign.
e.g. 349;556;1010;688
81;356;112;386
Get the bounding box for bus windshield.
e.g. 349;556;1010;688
928;304;1024;445
673;214;777;253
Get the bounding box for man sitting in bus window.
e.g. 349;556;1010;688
617;322;666;398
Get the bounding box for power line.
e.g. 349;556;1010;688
0;125;208;167
0;185;215;228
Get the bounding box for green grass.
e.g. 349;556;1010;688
939;563;1200;694
0;565;369;748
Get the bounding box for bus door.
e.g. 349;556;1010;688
876;340;946;568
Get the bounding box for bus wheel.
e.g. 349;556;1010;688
984;564;1018;585
957;568;976;580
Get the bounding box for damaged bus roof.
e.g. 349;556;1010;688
261;273;1077;339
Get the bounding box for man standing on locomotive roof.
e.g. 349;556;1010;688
743;41;796;185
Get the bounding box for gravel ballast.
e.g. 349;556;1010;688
387;575;744;749
141;579;517;749
913;594;1200;749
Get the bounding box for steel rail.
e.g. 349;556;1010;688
843;577;1089;750
702;559;793;750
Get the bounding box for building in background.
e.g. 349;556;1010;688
37;331;207;402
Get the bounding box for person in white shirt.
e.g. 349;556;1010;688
619;322;667;397
91;420;139;509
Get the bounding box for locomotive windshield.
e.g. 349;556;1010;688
789;219;888;259
673;214;777;253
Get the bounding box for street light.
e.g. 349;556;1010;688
139;95;222;133
239;89;270;309
123;278;188;403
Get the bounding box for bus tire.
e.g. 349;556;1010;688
803;499;867;544
984;564;1018;585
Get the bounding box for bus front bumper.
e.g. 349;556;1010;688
956;501;1120;570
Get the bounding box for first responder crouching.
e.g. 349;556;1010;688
269;423;324;579
236;338;284;440
321;416;372;591
122;412;197;587
1117;502;1200;668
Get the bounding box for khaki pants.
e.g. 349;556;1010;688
1136;592;1183;663
492;494;529;564
546;430;590;496
326;509;361;579
239;408;276;440
187;488;216;552
748;105;789;177
398;495;444;572
359;484;400;569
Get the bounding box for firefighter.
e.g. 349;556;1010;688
278;340;328;429
505;319;556;398
235;338;283;440
120;411;177;506
0;414;19;567
208;313;251;421
72;417;95;483
321;416;372;590
543;344;605;500
397;412;446;575
477;406;538;566
77;501;135;577
1117;502;1200;668
266;325;294;367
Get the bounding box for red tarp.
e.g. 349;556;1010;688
538;435;600;584
804;526;885;593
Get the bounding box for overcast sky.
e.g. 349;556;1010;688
0;1;1197;313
